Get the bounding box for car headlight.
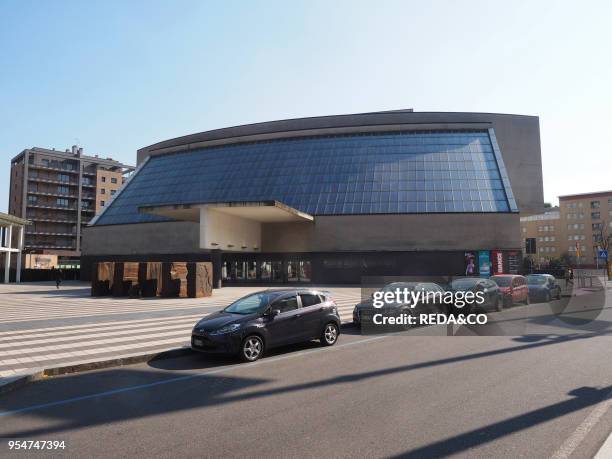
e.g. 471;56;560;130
209;323;241;335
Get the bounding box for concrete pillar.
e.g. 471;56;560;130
16;225;24;283
3;225;11;283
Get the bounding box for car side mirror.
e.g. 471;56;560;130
268;309;281;318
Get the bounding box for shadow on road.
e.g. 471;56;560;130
391;385;611;458
0;331;607;441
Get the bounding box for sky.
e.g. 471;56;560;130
1;0;611;212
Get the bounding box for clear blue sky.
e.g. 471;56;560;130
1;0;611;212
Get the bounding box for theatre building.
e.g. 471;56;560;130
82;110;544;286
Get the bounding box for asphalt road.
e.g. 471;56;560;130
1;284;611;458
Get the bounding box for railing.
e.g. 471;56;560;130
28;176;79;186
27;203;78;211
27;216;78;224
26;231;77;237
27;189;78;199
29;162;79;173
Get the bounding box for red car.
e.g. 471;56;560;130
490;275;530;307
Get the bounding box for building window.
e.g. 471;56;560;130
100;200;105;207
591;200;600;209
27;195;37;204
608;199;612;205
592;223;603;231
100;188;106;194
58;174;70;183
56;198;69;207
57;185;69;194
591;212;600;220
111;177;117;184
101;176;106;183
110;189;116;196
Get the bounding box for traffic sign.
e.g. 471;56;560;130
598;249;608;259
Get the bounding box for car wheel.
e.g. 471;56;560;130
240;335;264;362
496;296;503;312
321;322;339;346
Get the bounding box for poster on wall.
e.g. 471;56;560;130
507;251;520;274
464;252;477;276
491;250;504;275
479;251;491;277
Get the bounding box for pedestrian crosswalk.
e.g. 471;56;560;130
0;283;361;379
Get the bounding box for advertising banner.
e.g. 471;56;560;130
479;251;491;277
507;251;520;274
464;252;477;276
491;250;504;275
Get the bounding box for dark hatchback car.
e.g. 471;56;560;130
192;289;341;362
448;277;503;313
353;281;446;328
526;274;562;303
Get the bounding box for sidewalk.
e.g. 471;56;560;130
0;282;361;387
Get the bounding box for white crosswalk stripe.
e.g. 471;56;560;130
0;283;361;378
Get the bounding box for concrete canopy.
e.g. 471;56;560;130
139;201;314;223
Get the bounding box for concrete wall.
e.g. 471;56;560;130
262;213;521;253
82;221;201;256
84;212;520;258
200;207;261;251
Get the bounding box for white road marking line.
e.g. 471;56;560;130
0;314;206;337
595;431;612;458
551;386;612;459
0;322;196;352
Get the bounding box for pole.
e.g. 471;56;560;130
16;225;24;283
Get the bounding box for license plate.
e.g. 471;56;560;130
193;339;203;346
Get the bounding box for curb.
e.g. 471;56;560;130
0;346;193;396
0;372;45;396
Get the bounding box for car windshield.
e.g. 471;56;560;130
492;276;512;287
450;278;480;290
224;292;282;315
527;276;547;285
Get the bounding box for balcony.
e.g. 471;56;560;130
25;243;77;250
27;216;78;224
28;176;79;186
26;231;77;237
28;189;78;199
29;162;79;174
27;203;78;211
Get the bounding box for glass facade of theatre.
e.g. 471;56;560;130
95;130;518;226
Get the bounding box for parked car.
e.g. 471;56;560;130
490;274;529;307
353;281;445;327
526;274;562;302
191;289;341;362
448;277;503;313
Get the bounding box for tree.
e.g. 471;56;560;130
559;252;572;268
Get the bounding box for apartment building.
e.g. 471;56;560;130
9;146;134;268
521;190;612;266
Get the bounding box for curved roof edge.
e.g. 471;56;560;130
137;110;539;163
